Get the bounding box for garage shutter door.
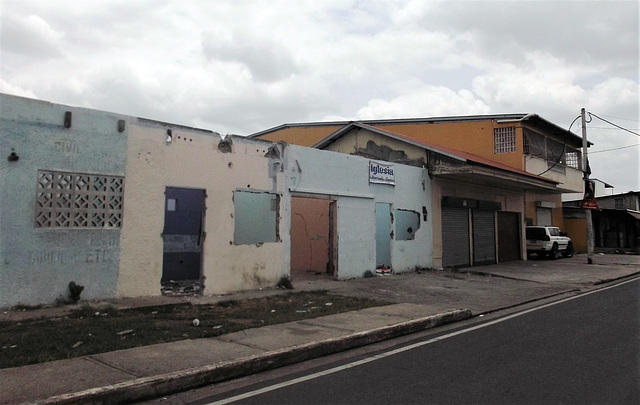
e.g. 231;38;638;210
473;210;496;265
442;207;470;267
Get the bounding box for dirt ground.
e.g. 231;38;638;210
0;290;389;369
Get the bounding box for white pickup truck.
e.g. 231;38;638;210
526;226;574;259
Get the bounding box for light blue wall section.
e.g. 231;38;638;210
337;196;376;277
0;94;128;307
372;156;433;272
286;145;432;278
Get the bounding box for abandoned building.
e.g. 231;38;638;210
1;94;433;307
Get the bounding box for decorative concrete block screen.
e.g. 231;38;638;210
35;170;124;228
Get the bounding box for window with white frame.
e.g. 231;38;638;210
494;127;517;154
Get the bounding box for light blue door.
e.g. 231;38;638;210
376;203;391;267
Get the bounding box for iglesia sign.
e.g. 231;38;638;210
369;161;395;185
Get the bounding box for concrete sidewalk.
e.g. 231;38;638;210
2;253;638;404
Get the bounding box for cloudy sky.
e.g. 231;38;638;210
2;0;638;192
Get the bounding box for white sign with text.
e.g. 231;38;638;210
369;161;395;185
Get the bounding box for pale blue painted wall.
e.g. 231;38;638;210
0;94;128;307
286;145;433;278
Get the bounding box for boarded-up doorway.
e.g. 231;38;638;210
498;211;520;262
162;187;206;293
290;196;336;280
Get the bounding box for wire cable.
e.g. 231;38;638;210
590;113;639;122
536;115;581;176
585;126;640;131
590;143;640;154
588;112;640;137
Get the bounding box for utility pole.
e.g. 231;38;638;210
581;108;595;264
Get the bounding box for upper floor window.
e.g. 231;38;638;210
494;127;517;154
565;151;580;170
523;128;582;171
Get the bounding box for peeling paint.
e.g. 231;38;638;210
355;140;425;167
218;138;232;153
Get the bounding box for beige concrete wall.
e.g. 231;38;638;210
117;123;287;298
524;155;583;193
525;191;565;229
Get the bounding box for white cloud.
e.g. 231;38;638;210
471;52;588;113
0;0;638;190
0;80;37;99
355;85;490;119
587;78;639;115
201;30;300;82
1;13;65;57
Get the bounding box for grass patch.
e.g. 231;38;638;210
0;291;389;369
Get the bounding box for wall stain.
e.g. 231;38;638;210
242;262;268;287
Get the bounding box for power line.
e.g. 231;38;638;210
535;112;638;176
591;113;640;123
588;112;640;137
536;115;580;176
590;143;640;154
586;126;640;131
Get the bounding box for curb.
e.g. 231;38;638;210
29;309;472;405
593;271;640;286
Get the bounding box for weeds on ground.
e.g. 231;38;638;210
0;291;389;369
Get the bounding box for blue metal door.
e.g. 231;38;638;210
162;187;205;282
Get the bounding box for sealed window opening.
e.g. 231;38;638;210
395;209;420;240
234;191;279;245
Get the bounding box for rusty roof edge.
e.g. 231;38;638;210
249;114;532;138
315;122;559;185
312;122;466;163
249;113;593;146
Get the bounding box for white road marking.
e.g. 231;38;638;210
207;277;640;405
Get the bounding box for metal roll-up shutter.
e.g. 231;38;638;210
473;209;496;265
442;207;470;267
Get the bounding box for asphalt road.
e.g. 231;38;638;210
193;278;640;405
